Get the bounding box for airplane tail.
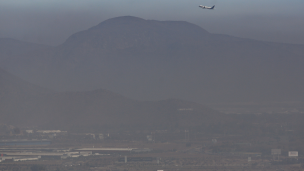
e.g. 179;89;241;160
211;5;215;9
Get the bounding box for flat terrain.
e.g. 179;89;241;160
1;129;303;171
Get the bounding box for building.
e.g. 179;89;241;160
25;130;33;134
36;130;62;134
0;140;51;146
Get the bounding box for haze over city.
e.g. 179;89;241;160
0;0;304;171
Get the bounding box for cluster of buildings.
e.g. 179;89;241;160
271;149;299;159
0;150;90;162
0;147;152;162
25;129;67;137
0;130;67;146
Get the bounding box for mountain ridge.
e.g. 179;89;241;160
61;16;209;52
0;68;221;129
1;16;304;103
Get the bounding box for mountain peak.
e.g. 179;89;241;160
99;16;146;24
91;16;148;30
63;16;209;50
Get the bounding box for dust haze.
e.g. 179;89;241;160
0;0;304;171
1;0;304;45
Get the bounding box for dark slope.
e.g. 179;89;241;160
2;16;304;103
0;68;220;129
63;16;208;51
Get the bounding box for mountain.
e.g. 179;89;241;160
0;38;51;63
2;16;304;103
0;68;52;125
0;68;221;130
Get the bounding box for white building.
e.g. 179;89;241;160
25;130;33;134
36;130;62;134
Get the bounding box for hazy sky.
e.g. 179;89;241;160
1;0;304;45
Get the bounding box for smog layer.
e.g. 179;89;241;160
0;16;304;171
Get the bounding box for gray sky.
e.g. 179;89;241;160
1;0;304;45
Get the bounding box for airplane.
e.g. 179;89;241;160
199;5;215;9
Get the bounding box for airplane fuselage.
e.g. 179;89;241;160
199;5;215;9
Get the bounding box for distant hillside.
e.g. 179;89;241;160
2;16;304;103
0;69;221;130
0;68;52;126
0;38;51;63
